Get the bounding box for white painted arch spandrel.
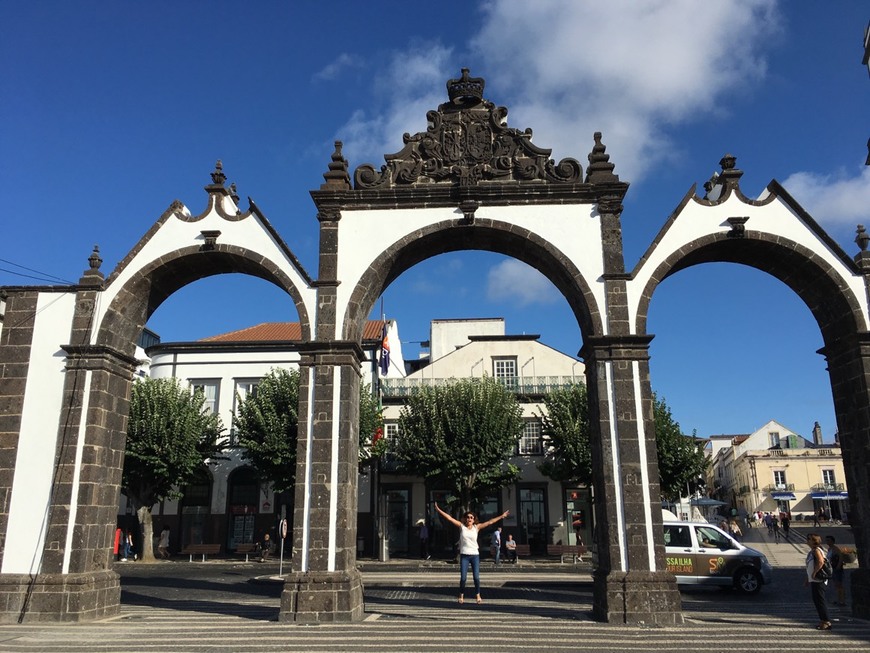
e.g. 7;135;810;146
627;192;869;331
90;203;316;344
335;204;605;339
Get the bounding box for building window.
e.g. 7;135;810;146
519;419;543;455
773;470;787;488
190;380;219;415
384;422;399;440
821;469;836;487
230;379;261;446
768;432;780;448
493;357;517;389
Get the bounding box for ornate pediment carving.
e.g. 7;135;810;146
353;69;583;189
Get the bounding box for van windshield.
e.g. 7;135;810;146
695;526;731;549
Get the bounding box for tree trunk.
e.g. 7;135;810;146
136;505;157;562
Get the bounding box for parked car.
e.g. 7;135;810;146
663;520;773;594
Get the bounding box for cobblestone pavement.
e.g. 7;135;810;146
0;524;865;653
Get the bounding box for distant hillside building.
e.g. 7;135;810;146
707;419;848;521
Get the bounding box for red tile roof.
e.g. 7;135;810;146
200;320;386;342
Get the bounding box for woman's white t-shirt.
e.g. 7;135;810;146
459;525;479;555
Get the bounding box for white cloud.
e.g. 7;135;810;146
487;259;559;307
312;53;362;82
782;165;870;227
333;1;780;185
469;0;778;181
334;42;454;166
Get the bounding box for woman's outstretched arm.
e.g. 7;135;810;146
434;502;462;527
478;510;510;530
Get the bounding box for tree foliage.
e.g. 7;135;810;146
123;376;224;560
653;394;708;502
538;385;708;502
233;370;384;493
537;383;592;485
394;377;524;513
233;368;300;494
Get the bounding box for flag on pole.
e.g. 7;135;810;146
379;321;390;376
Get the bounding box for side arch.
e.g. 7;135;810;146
634;232;867;343
341;217;604;343
95;244;313;354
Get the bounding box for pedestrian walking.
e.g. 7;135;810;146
490;526;502;566
780;512;791;539
157;524;171;559
771;516;780;543
805;533;831;630
434;502;510;605
418;520;430;559
825;535;847;607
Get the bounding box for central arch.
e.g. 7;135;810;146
282;69;683;624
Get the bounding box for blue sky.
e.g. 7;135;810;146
2;2;868;442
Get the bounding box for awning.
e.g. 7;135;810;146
771;492;796;500
810;492;848;501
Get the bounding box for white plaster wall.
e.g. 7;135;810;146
335;204;605;339
430;318;504;361
2;292;76;573
91;203;316;346
628;193;870;332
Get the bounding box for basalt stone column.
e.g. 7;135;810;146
820;334;870;619
581;335;682;625
280;342;364;623
0;342;136;623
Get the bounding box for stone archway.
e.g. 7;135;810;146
629;159;870;619
0;171;315;622
282;69;683;624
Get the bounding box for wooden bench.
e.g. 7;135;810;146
235;543;259;562
506;543;530;562
181;543;221;562
546;544;587;563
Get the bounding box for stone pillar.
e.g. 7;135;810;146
820;334;870;619
581;336;682;625
279;201;365;622
0;341;137;622
279;343;365;622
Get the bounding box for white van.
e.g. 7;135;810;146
663;521;773;594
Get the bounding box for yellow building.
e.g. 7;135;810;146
708;420;848;522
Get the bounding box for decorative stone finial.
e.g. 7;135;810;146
853;225;870;271
79;245;104;285
210;160;227;186
447;68;485;105
717;153;743;190
585;132;619;184
229;183;240;203
321;141;352;190
856;225;870;252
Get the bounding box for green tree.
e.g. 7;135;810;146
538;385;707;502
233;370;384;491
123;377;224;561
653;394;708;502
537;383;592;485
394;376;524;514
233;368;300;494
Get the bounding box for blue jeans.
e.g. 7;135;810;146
459;554;480;596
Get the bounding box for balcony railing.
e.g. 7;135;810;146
812;483;845;492
381;375;582;398
738;485;751;495
765;483;795;493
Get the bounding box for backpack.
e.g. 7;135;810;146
816;556;833;581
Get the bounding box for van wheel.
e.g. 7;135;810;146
733;568;762;594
